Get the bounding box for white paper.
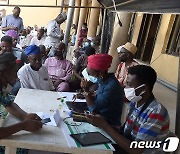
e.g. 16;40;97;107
36;110;60;127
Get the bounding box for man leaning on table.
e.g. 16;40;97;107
87;65;170;154
0;52;42;139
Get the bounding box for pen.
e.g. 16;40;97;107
57;96;67;100
72;94;76;103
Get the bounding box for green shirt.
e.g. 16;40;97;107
0;91;14;107
0;91;14;127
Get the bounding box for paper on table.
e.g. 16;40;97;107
58;92;86;103
36;109;60;127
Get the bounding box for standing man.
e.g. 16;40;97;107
1;6;24;35
44;12;67;57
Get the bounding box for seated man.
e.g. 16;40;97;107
44;42;72;92
19;28;32;49
0;36;28;70
7;30;22;49
39;45;48;64
81;54;124;126
115;42;138;88
69;46;96;92
0;52;42;139
87;65;170;154
30;28;46;46
18;45;54;91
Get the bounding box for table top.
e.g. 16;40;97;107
0;88;113;154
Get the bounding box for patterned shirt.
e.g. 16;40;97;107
44;57;73;82
115;61;138;87
0;91;14;127
0;91;14;107
123;98;170;142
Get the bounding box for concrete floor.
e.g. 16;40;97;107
153;82;180;154
153;82;177;132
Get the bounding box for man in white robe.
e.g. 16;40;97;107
44;12;67;57
18;45;54;91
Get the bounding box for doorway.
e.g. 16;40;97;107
135;14;161;63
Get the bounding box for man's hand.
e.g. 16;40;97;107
24;113;41;121
21;119;42;132
86;114;108;129
9;26;18;31
46;46;52;54
81;78;90;92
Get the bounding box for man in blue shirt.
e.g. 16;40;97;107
81;54;124;126
1;6;24;35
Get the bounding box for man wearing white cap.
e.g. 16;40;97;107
44;12;67;56
115;42;139;87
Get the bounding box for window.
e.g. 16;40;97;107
166;15;180;56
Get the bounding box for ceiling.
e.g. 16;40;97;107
97;0;180;14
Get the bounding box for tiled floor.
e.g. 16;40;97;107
153;82;177;132
153;82;180;154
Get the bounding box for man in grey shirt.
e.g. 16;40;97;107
1;6;24;35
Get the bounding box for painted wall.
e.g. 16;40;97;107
132;13;179;86
108;12;132;73
151;14;179;86
3;0;67;29
131;13;143;45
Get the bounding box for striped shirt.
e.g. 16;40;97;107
124;99;170;142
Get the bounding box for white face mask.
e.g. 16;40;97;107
124;84;145;102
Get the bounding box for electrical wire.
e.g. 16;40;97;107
112;0;122;27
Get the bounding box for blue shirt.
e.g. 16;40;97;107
1;14;24;34
89;74;124;126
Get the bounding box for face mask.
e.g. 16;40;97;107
83;42;89;48
124;84;145;102
89;75;99;83
90;42;95;47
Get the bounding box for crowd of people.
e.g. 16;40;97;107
0;6;172;154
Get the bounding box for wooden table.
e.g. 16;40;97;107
0;88;113;154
